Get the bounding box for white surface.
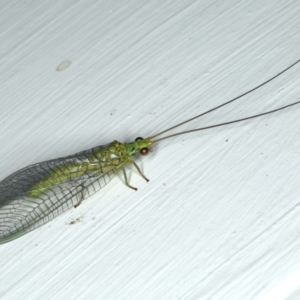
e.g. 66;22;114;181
1;1;300;299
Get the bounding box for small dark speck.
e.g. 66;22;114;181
66;217;83;225
226;139;228;142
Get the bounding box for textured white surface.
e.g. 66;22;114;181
1;1;300;299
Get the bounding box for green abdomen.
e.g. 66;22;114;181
26;144;122;198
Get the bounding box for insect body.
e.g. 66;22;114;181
0;139;152;244
1;58;300;244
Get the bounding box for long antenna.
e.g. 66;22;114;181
149;58;300;140
151;100;300;142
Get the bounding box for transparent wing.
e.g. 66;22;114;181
0;144;124;244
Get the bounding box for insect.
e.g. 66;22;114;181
1;59;300;245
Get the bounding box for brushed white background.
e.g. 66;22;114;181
1;1;300;299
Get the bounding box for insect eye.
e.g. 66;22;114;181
135;137;143;141
140;147;149;156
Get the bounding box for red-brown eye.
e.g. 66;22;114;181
140;148;149;155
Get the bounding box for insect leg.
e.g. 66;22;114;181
74;184;86;208
122;168;137;191
132;161;149;182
